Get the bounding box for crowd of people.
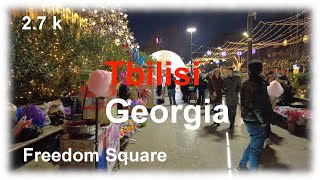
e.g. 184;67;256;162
156;61;296;171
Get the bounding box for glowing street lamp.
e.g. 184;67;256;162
187;27;196;76
156;37;160;44
243;32;248;38
187;27;196;33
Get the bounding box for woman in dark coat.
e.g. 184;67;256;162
208;68;224;126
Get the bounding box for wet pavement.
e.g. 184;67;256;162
119;91;310;172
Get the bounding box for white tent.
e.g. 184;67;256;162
151;50;186;93
151;50;186;75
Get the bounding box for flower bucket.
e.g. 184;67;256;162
287;120;305;134
287;120;296;133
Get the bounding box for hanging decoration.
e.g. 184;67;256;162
132;48;139;62
283;39;288;46
210;10;310;59
303;35;309;43
293;63;300;75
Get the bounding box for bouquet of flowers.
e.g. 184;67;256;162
284;109;301;122
284;109;307;125
119;119;140;139
136;98;147;106
127;98;147;107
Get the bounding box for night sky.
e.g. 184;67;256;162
127;10;296;62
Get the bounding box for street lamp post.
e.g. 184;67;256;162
237;51;243;70
187;27;196;76
247;12;256;73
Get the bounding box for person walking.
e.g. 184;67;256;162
223;67;241;130
182;73;191;103
197;73;208;106
208;68;223;126
204;73;211;104
236;61;274;171
180;78;187;102
156;84;164;105
167;73;177;105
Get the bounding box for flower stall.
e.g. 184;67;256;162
274;106;311;135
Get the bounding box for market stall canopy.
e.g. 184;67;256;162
151;50;186;75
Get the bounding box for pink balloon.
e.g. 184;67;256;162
88;70;112;97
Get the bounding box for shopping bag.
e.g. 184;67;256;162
16;104;46;127
14;116;32;136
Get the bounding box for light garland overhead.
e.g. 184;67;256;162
209;10;310;60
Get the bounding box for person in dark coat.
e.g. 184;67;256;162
208;68;224;126
167;73;176;105
197;73;208;105
185;73;192;103
156;85;164;105
118;84;131;110
277;75;294;106
223;67;241;130
180;77;187;102
236;61;274;171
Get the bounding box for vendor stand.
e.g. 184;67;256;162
274;106;311;136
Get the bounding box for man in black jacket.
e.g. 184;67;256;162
236;61;273;171
197;73;208;106
223;67;241;130
180;78;187;103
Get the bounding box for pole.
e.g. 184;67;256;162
247;12;253;73
239;55;241;70
190;32;193;77
95;97;99;169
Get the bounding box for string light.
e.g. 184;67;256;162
210;11;310;59
11;7;142;101
213;11;311;59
